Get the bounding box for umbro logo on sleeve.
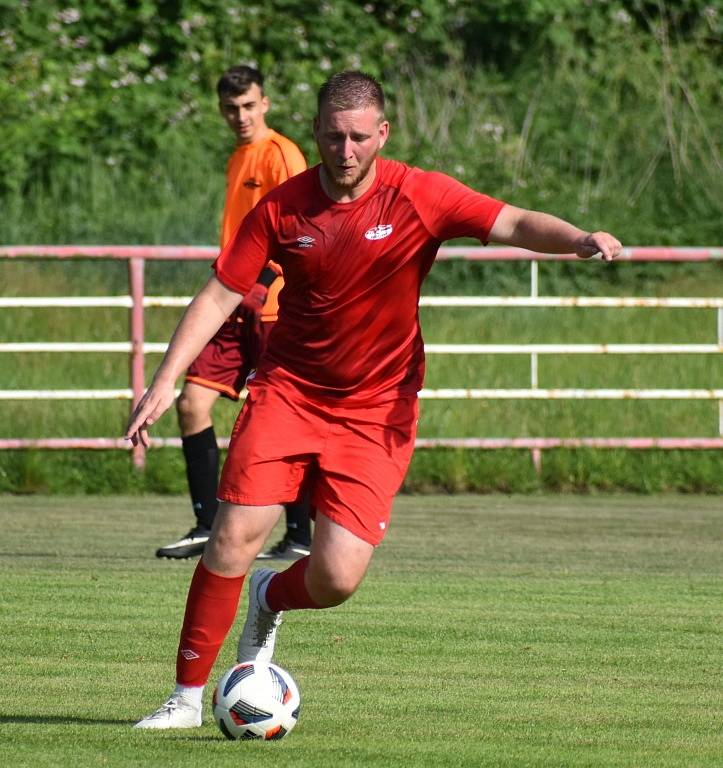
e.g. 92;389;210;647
297;235;315;248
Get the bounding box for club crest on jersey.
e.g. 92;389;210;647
297;235;315;248
364;224;393;241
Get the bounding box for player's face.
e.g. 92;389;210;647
314;105;390;200
218;84;269;144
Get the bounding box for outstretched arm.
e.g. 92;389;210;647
489;205;622;261
124;274;242;447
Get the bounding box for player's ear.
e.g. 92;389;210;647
260;94;270;114
378;120;390;150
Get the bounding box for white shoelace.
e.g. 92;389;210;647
148;696;181;719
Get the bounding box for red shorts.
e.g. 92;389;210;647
186;314;273;400
217;377;418;545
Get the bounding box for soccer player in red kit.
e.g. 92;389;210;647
128;71;622;728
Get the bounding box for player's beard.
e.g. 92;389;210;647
323;153;376;190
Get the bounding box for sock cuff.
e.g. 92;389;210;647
174;683;204;706
194;560;245;596
265;556;322;611
182;426;218;459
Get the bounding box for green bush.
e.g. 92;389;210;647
2;0;720;236
0;0;466;198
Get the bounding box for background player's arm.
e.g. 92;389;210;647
489;205;622;261
125;275;243;447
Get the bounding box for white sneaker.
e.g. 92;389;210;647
237;568;283;663
134;692;202;729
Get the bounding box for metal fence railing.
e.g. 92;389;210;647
1;245;721;471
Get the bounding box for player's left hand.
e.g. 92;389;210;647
574;232;623;262
238;282;269;334
124;378;176;448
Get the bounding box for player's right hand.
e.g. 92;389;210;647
124;380;176;448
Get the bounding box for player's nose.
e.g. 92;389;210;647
338;137;354;158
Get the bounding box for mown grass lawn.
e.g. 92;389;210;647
0;494;720;767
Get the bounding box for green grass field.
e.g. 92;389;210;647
1;494;720;767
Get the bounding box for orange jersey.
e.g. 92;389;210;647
220;129;306;321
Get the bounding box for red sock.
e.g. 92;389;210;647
265;556;322;611
176;560;245;686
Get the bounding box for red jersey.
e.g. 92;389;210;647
214;157;505;403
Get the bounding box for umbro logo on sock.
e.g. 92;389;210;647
180;649;200;660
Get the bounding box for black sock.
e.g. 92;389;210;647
182;426;219;530
284;501;312;546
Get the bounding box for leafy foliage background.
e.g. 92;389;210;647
1;1;720;246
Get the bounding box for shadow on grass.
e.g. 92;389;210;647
0;713;136;726
0;551;145;561
0;713;224;740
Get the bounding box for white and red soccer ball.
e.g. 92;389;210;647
212;661;300;741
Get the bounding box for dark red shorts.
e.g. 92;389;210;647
218;376;418;546
185;316;273;401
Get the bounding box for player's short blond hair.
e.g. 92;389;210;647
317;71;385;117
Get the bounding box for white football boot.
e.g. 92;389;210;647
237;568;283;663
134;691;202;729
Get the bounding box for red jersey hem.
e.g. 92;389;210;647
251;364;420;408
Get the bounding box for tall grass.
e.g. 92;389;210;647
387;38;721;244
1;40;720;247
0;258;720;494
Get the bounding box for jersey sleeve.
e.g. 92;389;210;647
213;199;278;295
408;170;505;244
269;138;307;185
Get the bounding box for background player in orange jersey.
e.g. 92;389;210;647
155;65;313;561
128;71;621;729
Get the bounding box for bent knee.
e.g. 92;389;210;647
176;390;198;418
306;569;361;608
176;389;213;431
204;529;255;574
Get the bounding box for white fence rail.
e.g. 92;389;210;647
1;244;721;469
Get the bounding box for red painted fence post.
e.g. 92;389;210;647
128;257;146;469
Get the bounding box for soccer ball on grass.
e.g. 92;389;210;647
212;661;300;740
